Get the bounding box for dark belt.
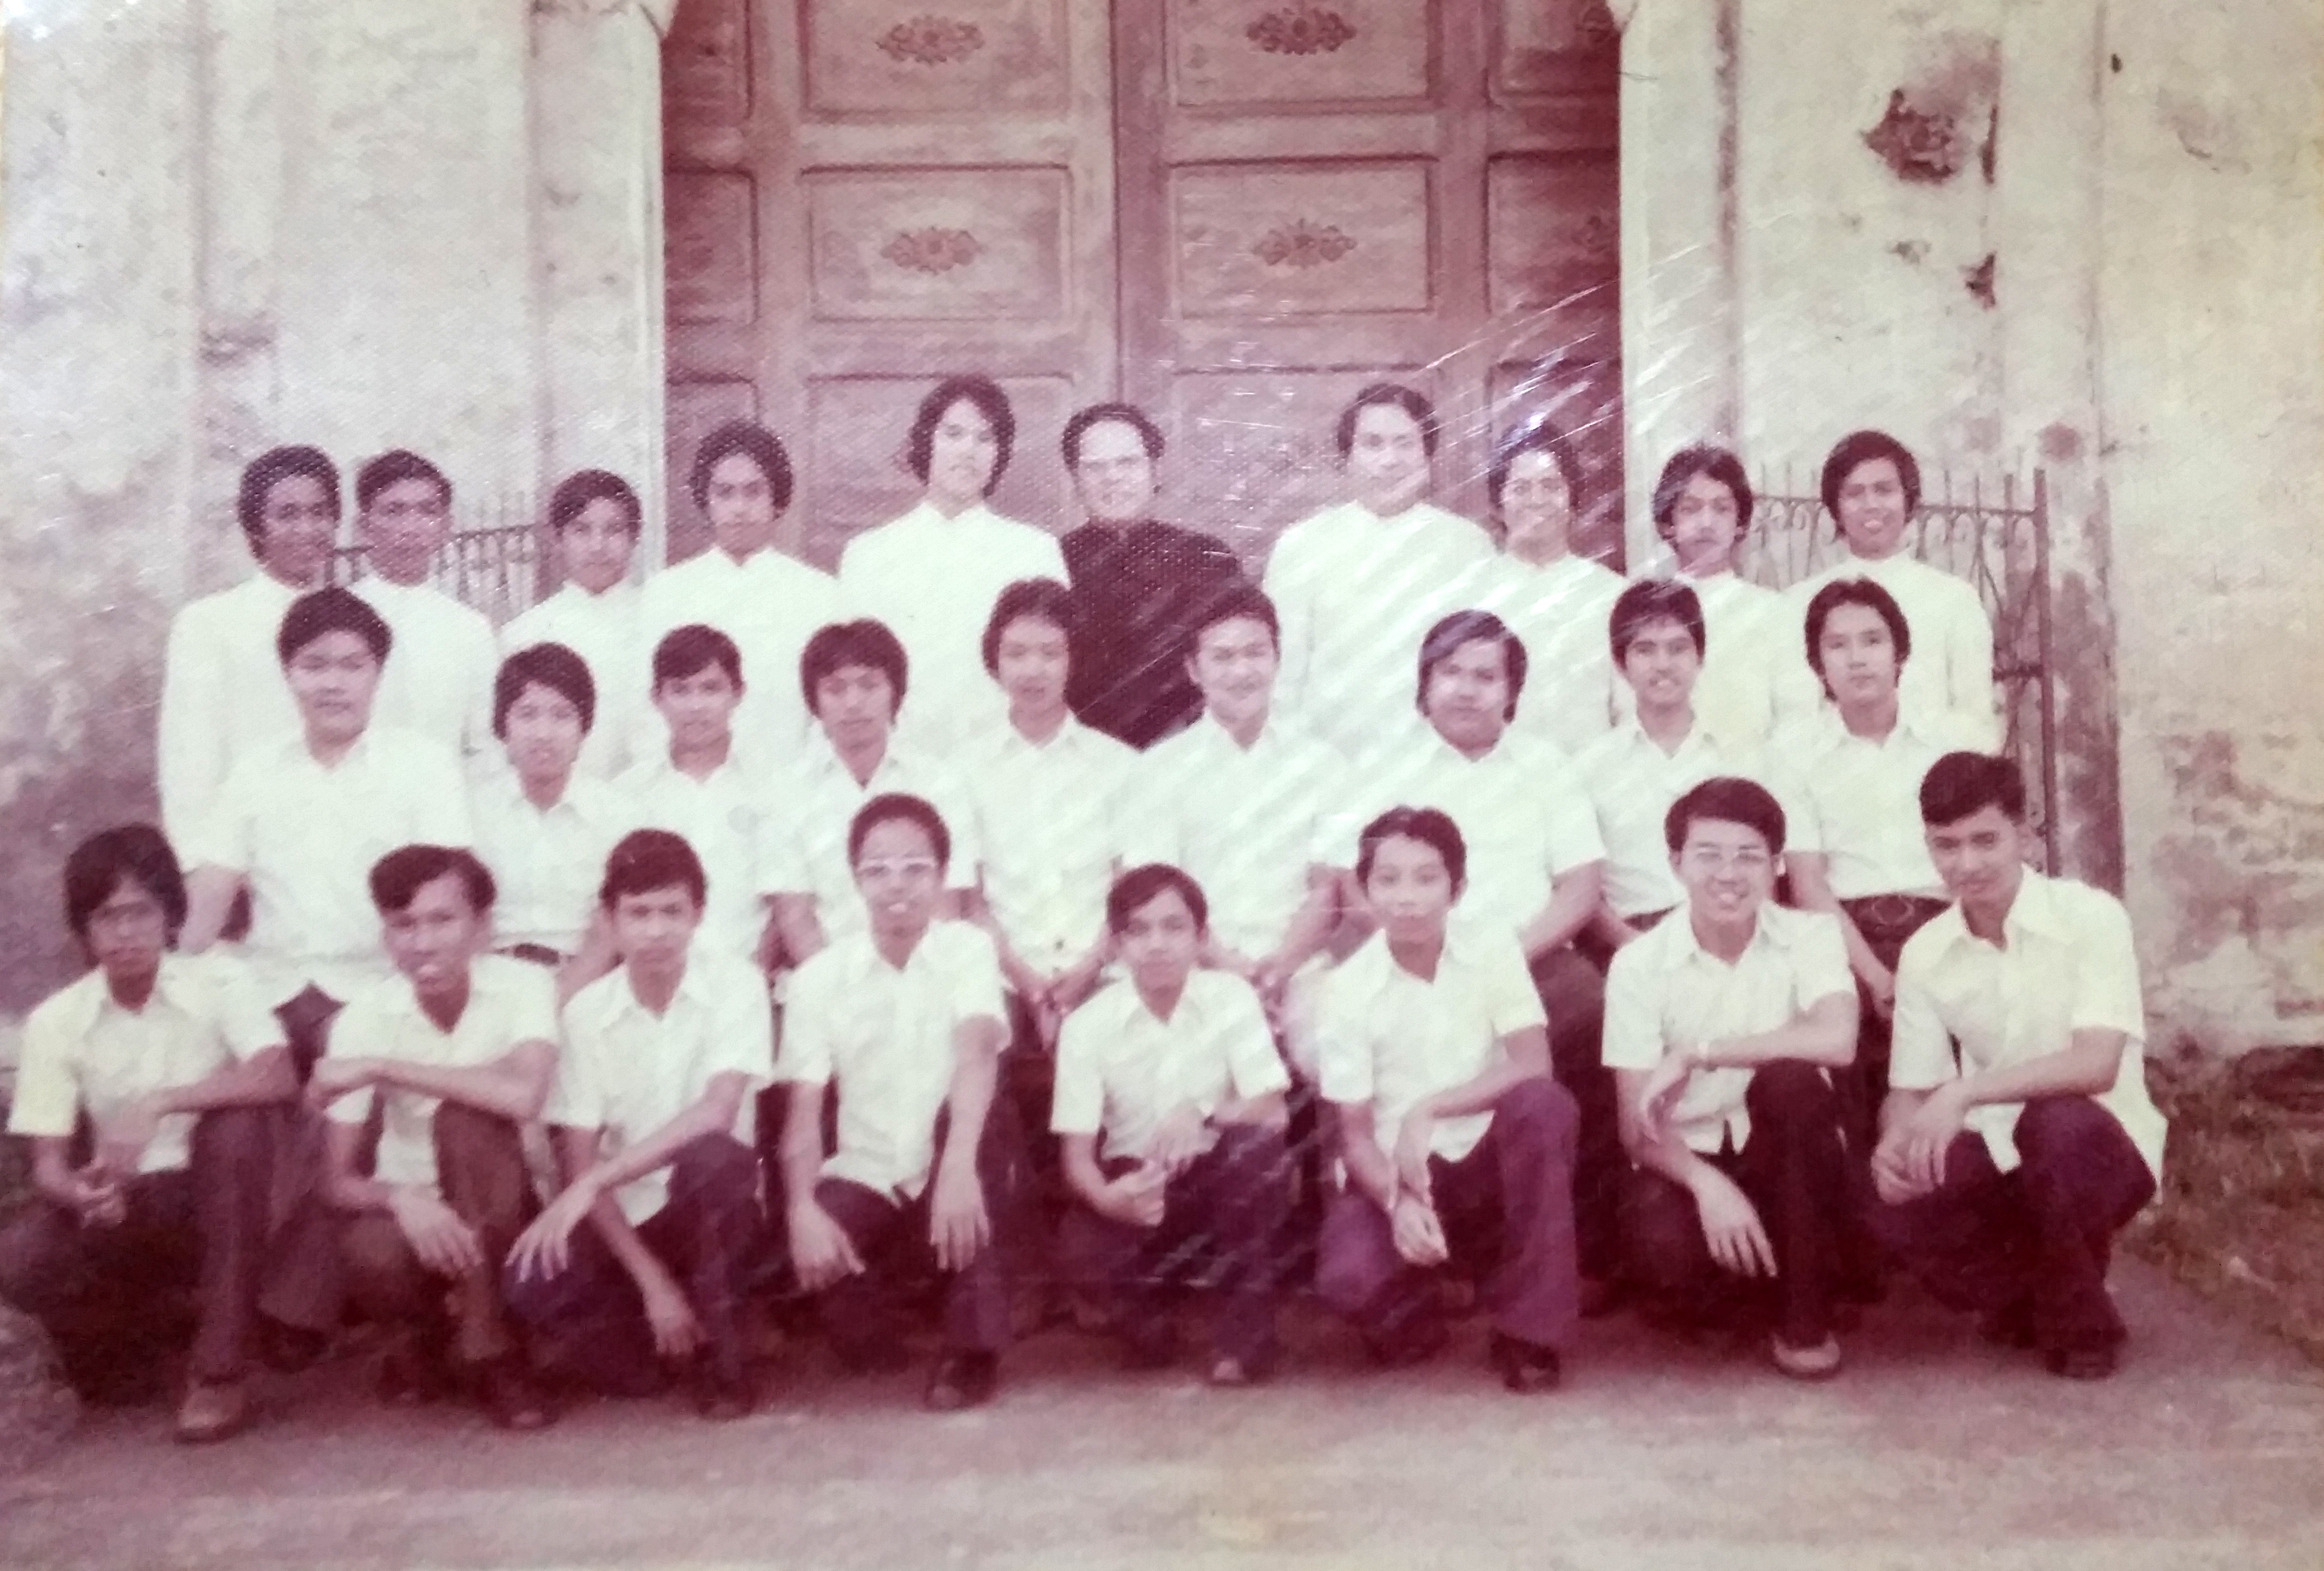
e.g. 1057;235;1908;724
496;942;569;968
1840;893;1950;942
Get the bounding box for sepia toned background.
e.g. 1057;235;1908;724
0;0;2316;1058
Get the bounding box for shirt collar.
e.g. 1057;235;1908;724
72;953;207;1034
1670;902;1802;968
1927;868;2057;957
898;498;996;530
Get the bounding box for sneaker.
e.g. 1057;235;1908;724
1487;1332;1563;1394
2045;1343;2121;1381
924;1350;1000;1412
1769;1331;1844;1381
173;1380;252;1445
473;1358;555;1432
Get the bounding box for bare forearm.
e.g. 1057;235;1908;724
1214;1089;1288;1128
1789;861;1887;983
1267;877;1341;976
1701;997;1857;1071
1521;865;1604;961
180;868;245;954
779;1087;830;1215
158;1046;297;1114
938;1034;1003;1176
584;1084;742;1196
1059;1136;1111;1210
770;895;826;968
1333;1104;1398;1209
1956;1033;2125;1109
372;1045;553;1123
28;1141;85;1208
558;914;620;1008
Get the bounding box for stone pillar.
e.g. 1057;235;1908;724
0;1;206;1001
1615;0;1743;567
532;0;673;569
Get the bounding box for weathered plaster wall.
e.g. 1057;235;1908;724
2100;2;2324;1052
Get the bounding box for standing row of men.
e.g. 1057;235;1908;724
1;380;2164;1445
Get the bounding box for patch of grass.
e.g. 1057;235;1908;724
2127;1051;2324;1365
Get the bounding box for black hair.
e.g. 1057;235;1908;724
1487;419;1584;513
981;577;1077;676
494;643;597;739
1663;777;1787;857
63;824;187;942
1187;581;1280;657
652;624;743;691
800;619;910;716
907;375;1015;492
1061;401;1165;468
369;844;496;916
600;828;707;911
1335;383;1440;460
1609;579;1708;665
236;446;342;557
1106;863;1209;937
277;585;392;667
1919;751;2027;827
549;468;643;536
687;420;794;516
1415;609;1528;721
848;793;951;874
1651;444;1756;541
1356;806;1467;889
1820;429;1922;521
1804;577;1912;677
355;449;452;513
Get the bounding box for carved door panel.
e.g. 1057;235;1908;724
663;0;1117;568
1113;0;1621;565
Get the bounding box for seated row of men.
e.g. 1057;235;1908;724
2;747;2163;1446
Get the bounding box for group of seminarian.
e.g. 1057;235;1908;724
0;374;2166;1443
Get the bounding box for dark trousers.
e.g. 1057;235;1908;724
1619;1061;1851;1346
812;1109;1017;1364
276;983;345;1082
1870;1096;2156;1358
0;1107;274;1396
1316;1078;1581;1353
504;1133;766;1391
1838;894;1949;1142
1533;944;1621;1283
1058;1125;1293;1365
339;1104;537;1365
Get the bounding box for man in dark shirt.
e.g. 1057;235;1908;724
1059;403;1247;749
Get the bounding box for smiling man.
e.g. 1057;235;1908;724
1870;753;2166;1380
350;450;500;758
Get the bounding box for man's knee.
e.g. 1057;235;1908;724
670;1132;758;1196
1313;1197;1393;1313
2014;1096;2118;1165
1620;1172;1703;1293
1495;1076;1579;1149
190;1105;275;1172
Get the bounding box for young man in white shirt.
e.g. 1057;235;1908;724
1780;578;1988;1142
615;625;779;967
1780;431;1999;747
500;470;651;782
1315;808;1578;1392
350;450;499;757
505;830;773;1420
779;795;1016;1411
1601;778;1858;1379
761;618;983;967
1263;383;1493;759
839;377;1070;756
1642;446;1793;750
1052;865;1292;1385
642;422;841;777
179;587;474;1075
0;827;298;1442
1871;753;2166;1380
1462;420;1624;756
314;846;557;1430
158;446;342;846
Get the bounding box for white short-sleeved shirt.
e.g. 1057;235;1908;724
184;726;474;1004
355;577;500;759
614;750;776;963
158;572;306;847
322;955;559;1193
1629;570;1790;753
776;922;1006;1200
1781;552;2000;749
1051;971;1290;1161
640;546;842;778
1458;550;1626;757
1891;872;2165;1179
1262;499;1495;761
501;581;654;783
7;953;284;1174
1775;705;1987;901
1601;903;1855;1154
1348;730;1604;942
550;952;774;1220
958;717;1136;972
1574;718;1796;919
1123;713;1354;962
469;768;637;955
755;738;982;950
838;501;1068;757
1317;928;1546;1165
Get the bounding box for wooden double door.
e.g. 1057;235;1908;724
662;0;1621;571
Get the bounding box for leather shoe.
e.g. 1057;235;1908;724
174;1380;252;1445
